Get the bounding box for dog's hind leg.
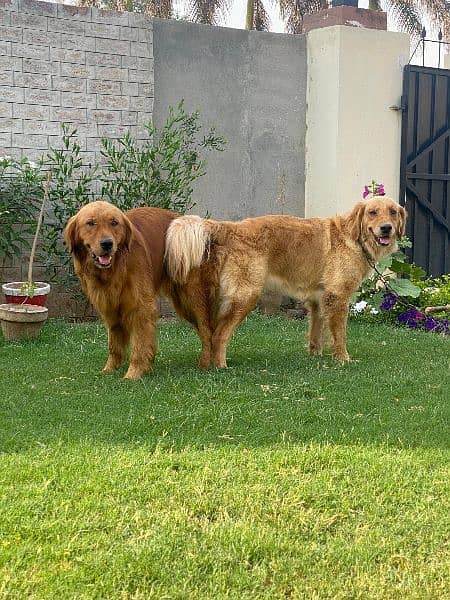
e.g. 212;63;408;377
103;323;130;373
167;282;213;368
211;294;259;368
305;299;324;355
196;321;213;368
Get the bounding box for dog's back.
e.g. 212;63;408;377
126;207;178;291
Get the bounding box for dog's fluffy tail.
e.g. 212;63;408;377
165;215;210;284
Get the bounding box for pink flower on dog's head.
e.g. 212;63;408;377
375;183;385;196
363;180;386;199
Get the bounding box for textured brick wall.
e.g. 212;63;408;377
0;0;154;164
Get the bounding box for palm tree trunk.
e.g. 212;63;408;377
246;0;254;29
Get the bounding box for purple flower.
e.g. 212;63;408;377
424;317;439;331
375;184;385;196
434;319;450;335
362;186;370;199
398;309;425;328
380;292;398;311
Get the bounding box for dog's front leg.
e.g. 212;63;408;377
103;323;129;373
123;303;158;380
322;292;350;362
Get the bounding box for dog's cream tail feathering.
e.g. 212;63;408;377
165;215;209;284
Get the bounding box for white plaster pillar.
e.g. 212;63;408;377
305;26;410;216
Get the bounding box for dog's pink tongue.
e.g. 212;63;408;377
98;255;111;265
379;237;391;245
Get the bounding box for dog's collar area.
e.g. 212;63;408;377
358;236;377;268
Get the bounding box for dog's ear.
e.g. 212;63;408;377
121;214;133;251
348;202;366;241
396;205;407;238
63;215;79;254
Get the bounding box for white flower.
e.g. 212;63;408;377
28;160;38;169
370;308;379;315
0;155;12;161
352;300;368;313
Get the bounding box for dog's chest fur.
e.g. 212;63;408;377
76;258;127;320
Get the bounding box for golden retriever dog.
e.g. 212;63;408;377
164;196;406;367
64;201;177;380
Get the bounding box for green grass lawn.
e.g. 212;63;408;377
0;314;449;599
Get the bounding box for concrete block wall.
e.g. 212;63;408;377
0;0;154;165
153;19;307;220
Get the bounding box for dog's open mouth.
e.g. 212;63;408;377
92;253;112;268
371;231;392;247
375;236;392;247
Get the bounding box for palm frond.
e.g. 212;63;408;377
412;0;450;38
186;0;231;25
384;0;423;37
278;0;328;34
145;0;173;18
252;0;271;31
77;0;173;16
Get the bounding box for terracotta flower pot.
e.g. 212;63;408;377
0;303;48;341
2;282;50;307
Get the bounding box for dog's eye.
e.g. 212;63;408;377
111;219;119;227
86;220;96;227
390;209;398;216
368;209;378;216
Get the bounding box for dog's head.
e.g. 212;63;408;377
64;201;133;270
349;196;407;256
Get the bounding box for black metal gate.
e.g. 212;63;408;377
400;64;450;277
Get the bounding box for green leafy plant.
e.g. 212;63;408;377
0;156;44;264
411;273;450;309
42;124;96;285
355;237;423;310
99;101;225;213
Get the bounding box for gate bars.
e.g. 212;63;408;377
409;28;449;69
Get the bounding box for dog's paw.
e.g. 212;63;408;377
333;351;350;363
123;368;144;380
308;344;323;356
198;352;212;369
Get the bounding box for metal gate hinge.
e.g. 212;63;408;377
389;104;407;112
389;96;407;112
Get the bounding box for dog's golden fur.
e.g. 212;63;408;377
165;197;406;367
64;201;177;380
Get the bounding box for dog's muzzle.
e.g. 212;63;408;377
92;252;112;268
374;224;393;247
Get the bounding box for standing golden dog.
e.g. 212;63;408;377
64;201;177;380
165;197;406;367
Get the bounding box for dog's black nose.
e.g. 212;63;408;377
100;238;113;252
380;223;392;235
